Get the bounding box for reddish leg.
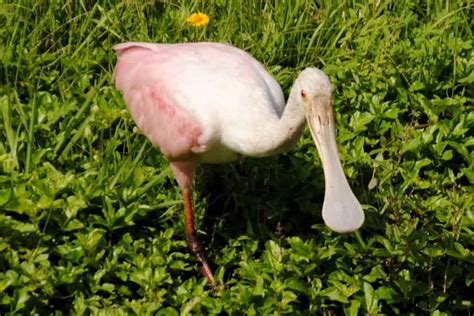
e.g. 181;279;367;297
183;189;215;285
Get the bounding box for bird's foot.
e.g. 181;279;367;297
186;234;216;286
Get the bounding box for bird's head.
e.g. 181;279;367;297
295;68;334;139
294;68;365;234
295;67;333;98
294;68;335;148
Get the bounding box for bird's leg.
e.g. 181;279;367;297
171;161;215;285
182;189;215;285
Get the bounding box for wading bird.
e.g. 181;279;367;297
113;42;364;285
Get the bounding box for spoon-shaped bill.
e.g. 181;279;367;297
305;95;364;233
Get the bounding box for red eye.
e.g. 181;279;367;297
300;90;307;99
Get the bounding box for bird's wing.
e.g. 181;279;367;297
114;43;204;160
113;42;286;160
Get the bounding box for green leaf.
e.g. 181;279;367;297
320;286;349;303
466;271;474;287
409;81;425;92
0;270;18;293
363;282;379;313
350;111;375;132
345;299;361;316
441;150;453;161
0;188;11;206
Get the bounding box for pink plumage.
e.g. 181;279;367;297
114;44;202;162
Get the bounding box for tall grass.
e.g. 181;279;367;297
1;0;473;314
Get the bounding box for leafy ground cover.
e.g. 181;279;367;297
0;0;473;314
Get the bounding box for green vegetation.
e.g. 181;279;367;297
1;0;473;314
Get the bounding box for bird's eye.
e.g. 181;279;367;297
300;90;307;99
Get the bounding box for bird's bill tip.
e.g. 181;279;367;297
321;187;365;233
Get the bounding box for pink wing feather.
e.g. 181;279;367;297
113;43;202;160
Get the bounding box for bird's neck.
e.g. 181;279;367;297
250;87;306;156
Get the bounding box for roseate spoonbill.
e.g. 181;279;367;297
113;42;364;285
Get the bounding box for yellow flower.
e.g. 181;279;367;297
187;12;209;27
